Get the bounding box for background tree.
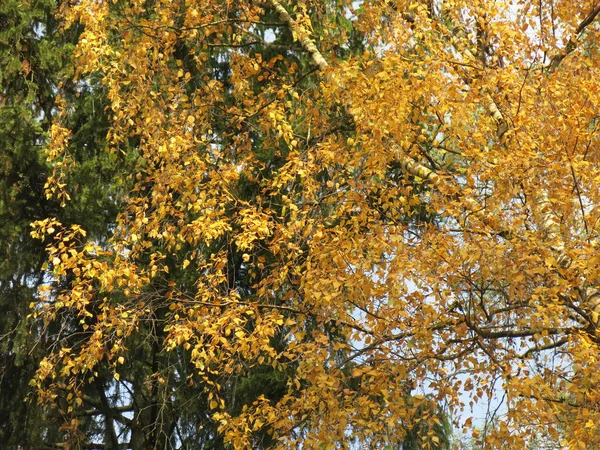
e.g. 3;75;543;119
0;0;128;447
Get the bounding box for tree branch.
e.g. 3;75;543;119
265;0;329;71
548;4;600;72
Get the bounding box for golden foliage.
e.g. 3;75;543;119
34;0;600;448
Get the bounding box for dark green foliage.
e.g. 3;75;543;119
0;1;125;447
0;2;63;447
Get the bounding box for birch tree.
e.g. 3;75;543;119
32;0;600;448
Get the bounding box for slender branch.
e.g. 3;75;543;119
547;4;600;72
569;161;590;238
518;337;569;359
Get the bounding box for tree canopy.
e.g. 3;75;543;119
11;0;600;448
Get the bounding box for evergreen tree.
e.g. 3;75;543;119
0;0;125;446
